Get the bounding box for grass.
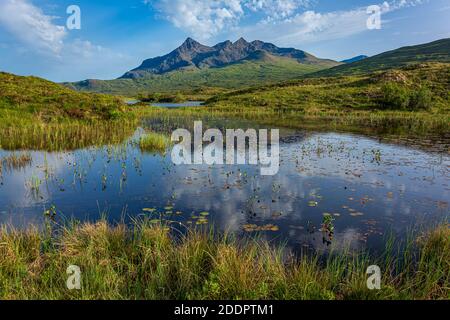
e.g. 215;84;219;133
1;63;448;152
0;220;447;300
0;72;145;151
314;38;450;77
0;72;126;120
144;63;449;136
0;116;139;152
139;132;171;154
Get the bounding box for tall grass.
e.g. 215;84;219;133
139;132;171;154
0;109;140;152
0;221;448;300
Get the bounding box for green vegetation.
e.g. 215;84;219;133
315;38;450;77
3;62;447;151
0;72;126;120
195;63;450;135
0;220;447;300
139;132;171;154
66;57;330;95
0;39;449;301
379;82;434;111
0;72;140;151
0;120;139;151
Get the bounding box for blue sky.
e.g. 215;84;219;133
0;0;448;82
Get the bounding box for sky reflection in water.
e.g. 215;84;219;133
0;127;448;254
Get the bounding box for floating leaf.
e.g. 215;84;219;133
308;201;318;207
350;212;364;217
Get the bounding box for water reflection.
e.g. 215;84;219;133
0;125;448;253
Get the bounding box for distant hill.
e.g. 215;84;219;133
341;55;368;64
314;38;450;77
67;38;341;95
207;62;450;114
0;72;124;120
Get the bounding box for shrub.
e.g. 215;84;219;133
380;82;410;110
379;82;433;111
409;86;433;110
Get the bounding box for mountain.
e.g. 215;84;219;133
120;37;340;79
68;38;341;94
315;38;450;77
341;55;368;64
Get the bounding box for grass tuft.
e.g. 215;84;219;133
0;221;448;300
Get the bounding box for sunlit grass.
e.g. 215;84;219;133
0;221;447;300
139;131;171;154
0;117;139;152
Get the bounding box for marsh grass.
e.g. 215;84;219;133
139;104;449;137
0;220;448;300
0;117;139;152
139;131;171;154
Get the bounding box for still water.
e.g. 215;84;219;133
126;100;204;108
0;118;448;253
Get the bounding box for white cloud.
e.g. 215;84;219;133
234;0;430;47
239;8;370;46
0;0;130;81
152;0;244;40
149;0;313;39
149;0;428;43
246;0;313;20
0;0;66;54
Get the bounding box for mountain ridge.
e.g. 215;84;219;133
315;38;450;76
65;38;450;95
120;37;340;79
341;55;369;64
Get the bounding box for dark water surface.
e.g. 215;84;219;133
126;100;204;108
0;117;448;253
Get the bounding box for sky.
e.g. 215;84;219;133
0;0;448;82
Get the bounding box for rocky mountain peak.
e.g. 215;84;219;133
120;38;340;79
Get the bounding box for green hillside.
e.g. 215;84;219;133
199;63;450;134
314;38;450;77
208;63;450;111
66;56;334;95
0;72;126;121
